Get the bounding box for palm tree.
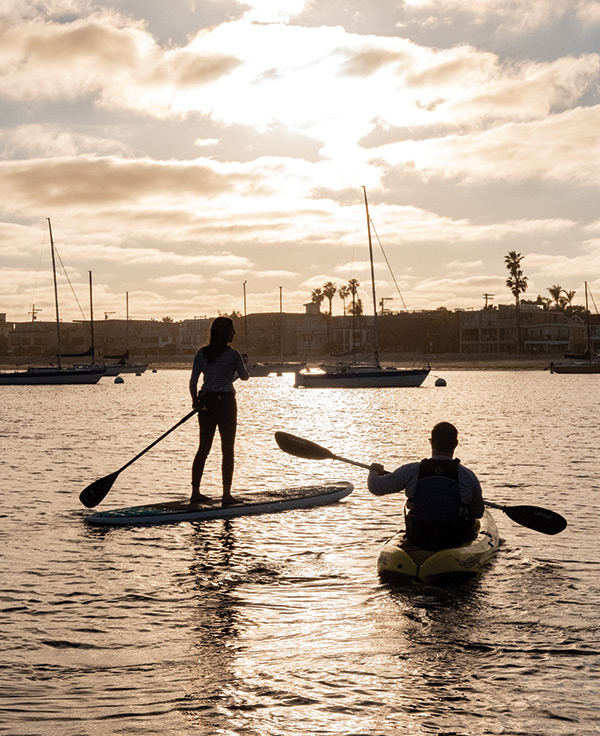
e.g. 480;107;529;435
322;281;337;316
348;279;360;354
338;285;350;315
322;281;337;349
548;284;565;310
348;297;363;317
348;278;360;307
505;251;528;353
311;287;324;311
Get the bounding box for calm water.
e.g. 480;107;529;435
1;369;599;736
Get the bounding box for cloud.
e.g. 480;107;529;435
0;13;241;114
374;104;600;187
0;155;253;212
0;2;599;322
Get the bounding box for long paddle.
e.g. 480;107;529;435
274;431;567;535
80;409;197;508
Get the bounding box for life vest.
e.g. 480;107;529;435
405;458;473;549
410;458;463;525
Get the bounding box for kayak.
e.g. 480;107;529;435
85;481;353;527
377;509;500;583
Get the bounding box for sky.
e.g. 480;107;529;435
1;0;600;322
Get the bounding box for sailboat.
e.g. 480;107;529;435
103;292;149;375
81;278;149;376
0;220;105;386
549;282;600;374
294;188;430;388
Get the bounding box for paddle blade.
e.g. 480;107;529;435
79;471;120;508
503;504;567;535
275;431;336;461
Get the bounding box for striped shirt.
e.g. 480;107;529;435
189;347;249;395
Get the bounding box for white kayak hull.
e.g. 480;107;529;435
377;509;500;583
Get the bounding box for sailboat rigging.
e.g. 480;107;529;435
0;220;105;385
294;188;430;388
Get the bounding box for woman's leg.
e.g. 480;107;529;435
216;395;238;503
191;410;217;502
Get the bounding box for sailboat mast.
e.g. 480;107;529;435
362;186;380;367
585;281;591;359
89;271;95;363
47;218;62;368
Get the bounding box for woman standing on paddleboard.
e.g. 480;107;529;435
189;316;249;505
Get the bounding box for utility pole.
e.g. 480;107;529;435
89;272;95;363
29;305;42;322
279;286;283;359
483;293;494;309
243;280;248;355
379;297;392;315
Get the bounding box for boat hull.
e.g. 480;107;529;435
85;482;354;526
550;362;600;374
0;367;106;385
103;362;149;376
249;362;305;377
377;510;499;583
295;366;430;388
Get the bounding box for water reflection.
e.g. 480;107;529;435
3;370;600;735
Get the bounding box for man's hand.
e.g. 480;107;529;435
370;462;387;476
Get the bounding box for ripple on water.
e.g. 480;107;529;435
1;371;600;735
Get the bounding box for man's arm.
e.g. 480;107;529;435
367;464;414;496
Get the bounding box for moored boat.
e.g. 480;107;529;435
549;360;600;374
295;188;430;389
295;361;430;388
549;282;600;374
377;509;500;583
0;364;105;385
0;220;106;386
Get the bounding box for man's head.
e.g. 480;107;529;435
430;421;458;456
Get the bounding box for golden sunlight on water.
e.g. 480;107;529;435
1;369;599;735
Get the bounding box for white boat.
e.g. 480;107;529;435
248;361;305;377
0;220;105;386
102;355;149;376
295;188;430;389
295;361;430;388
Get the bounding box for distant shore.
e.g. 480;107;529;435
0;354;559;372
124;354;559;372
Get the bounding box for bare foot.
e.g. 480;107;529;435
222;496;243;506
190;493;212;505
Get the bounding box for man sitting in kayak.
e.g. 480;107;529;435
368;422;484;550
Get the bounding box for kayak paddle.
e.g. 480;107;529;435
274;431;371;469
274;431;567;535
482;500;566;535
80;409;197;508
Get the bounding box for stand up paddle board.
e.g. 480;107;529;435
85;482;353;527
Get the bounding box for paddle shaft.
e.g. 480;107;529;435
329;454;372;471
79;409;198;507
115;408;197;474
